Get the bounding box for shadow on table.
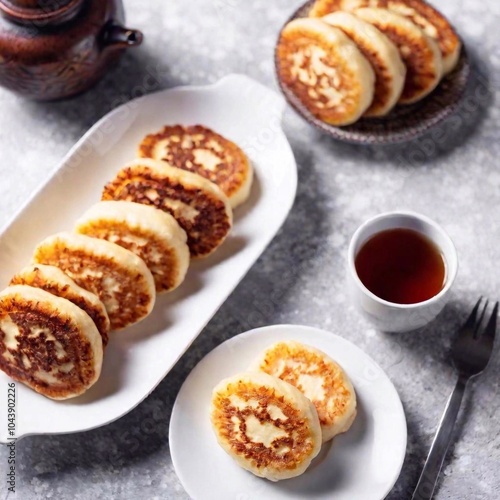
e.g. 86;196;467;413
23;49;183;133
384;401;421;500
196;136;334;341
387;380;498;500
274;396;369;496
384;297;500;499
381;300;465;365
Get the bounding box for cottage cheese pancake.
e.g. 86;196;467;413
276;18;375;125
138;125;253;209
10;264;110;346
309;0;461;74
75;201;190;294
0;285;103;400
32;233;156;330
354;8;443;104
323;11;406;117
251;341;357;442
102;159;233;258
210;372;321;481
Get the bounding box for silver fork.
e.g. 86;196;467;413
412;297;498;500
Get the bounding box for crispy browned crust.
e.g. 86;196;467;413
77;220;183;293
0;295;97;399
33;243;153;331
369;19;439;103
102;166;232;258
359;52;393;115
211;380;316;472
138;125;251;202
332;23;396;116
309;0;352;16
277;24;366;125
309;0;460;71
10;268;109;346
310;0;351;17
387;0;460;70
257;343;353;429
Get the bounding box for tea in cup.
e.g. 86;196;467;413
347;211;458;332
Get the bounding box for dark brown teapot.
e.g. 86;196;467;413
0;0;143;100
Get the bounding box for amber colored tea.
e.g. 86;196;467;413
355;228;446;304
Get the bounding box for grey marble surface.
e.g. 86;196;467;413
0;0;499;498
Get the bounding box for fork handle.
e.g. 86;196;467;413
411;375;468;500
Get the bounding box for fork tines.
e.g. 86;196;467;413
464;297;498;339
483;301;499;343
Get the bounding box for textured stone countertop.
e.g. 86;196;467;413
0;0;499;498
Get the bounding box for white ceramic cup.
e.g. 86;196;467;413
347;211;458;332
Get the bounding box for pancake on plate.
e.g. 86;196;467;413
210;371;322;481
0;285;103;400
354;8;443;104
102;158;233;258
138;125;253;209
75;201;190;294
251;340;357;442
32;232;156;331
276;18;375;126
323;11;406;117
309;0;461;74
10;264;110;346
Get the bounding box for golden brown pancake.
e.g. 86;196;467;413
32;233;156;331
251;341;357;442
210;372;322;481
0;285;103;400
354;8;443;104
276;18;375;126
10;264;110;347
75;201;190;294
138;125;253;209
309;0;460;74
102;159;233;258
323;11;406;117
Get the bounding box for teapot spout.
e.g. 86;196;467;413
101;22;143;49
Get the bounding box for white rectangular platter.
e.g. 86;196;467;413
0;74;297;442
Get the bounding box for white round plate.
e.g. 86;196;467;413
170;324;407;500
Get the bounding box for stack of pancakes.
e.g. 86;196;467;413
0;125;252;400
276;0;461;125
211;340;357;481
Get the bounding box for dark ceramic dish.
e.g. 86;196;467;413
275;0;471;145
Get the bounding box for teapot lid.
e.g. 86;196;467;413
0;0;84;25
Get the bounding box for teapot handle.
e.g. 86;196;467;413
101;21;143;49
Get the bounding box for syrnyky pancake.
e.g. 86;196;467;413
0;285;103;400
138;125;253;208
251;340;357;442
309;0;461;74
354;8;443;104
102;159;233;258
210;371;322;481
75;201;190;294
276;18;375;125
10;264;110;346
32;232;156;330
323;11;406;117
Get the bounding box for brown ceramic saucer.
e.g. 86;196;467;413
275;0;471;145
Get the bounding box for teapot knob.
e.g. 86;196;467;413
101;22;143;49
